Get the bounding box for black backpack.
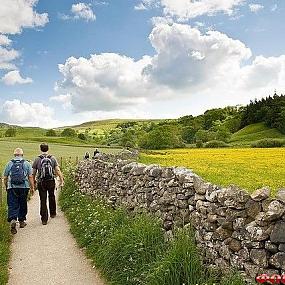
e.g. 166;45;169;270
10;160;26;185
39;155;54;181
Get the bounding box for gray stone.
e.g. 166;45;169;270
251;187;271;201
246;222;269;241
238;248;250;261
263;201;285;222
233;218;246;230
228;238;242;252
250;249;268;267
245;199;261;219
219;244;231;260
265;241;278;253
270;222;285;243
213;227;233;241
269;252;285;270
279;244;285;252
276;189;285;203
145;165;161;176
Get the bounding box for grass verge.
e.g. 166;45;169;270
0;201;11;285
59;167;249;285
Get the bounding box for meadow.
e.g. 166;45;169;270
139;148;285;195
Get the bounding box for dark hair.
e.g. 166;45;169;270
40;143;49;152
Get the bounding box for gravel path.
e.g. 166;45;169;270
8;190;105;285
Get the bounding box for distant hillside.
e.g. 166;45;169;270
230;123;285;145
61;119;164;134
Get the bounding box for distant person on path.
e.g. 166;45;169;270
84;152;90;159
32;143;64;225
92;148;100;159
3;148;34;234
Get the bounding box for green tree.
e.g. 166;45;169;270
61;128;76;137
78;133;86;140
139;125;184;149
5;128;16;137
46;129;57;137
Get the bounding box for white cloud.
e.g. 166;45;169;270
0;100;59;128
50;94;72;109
0;35;12;46
56;22;285;116
0;47;20;70
135;0;245;20
2;70;33;85
71;3;96;21
135;0;159;10
249;3;264;13
0;0;48;35
56;53;153;112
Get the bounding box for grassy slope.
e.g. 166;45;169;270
0;159;11;285
140;148;285;195
230;123;285;145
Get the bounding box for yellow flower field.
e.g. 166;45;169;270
139;148;285;195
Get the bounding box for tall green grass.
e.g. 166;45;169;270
0;201;11;285
60;167;249;285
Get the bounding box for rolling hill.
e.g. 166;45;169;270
230;123;285;145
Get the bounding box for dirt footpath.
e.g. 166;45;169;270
8;190;105;285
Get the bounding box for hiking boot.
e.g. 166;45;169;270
10;220;17;234
42;221;47;225
50;214;56;218
19;221;27;228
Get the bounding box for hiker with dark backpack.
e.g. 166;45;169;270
32;143;64;225
3;148;34;234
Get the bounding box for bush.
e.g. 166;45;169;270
46;129;57;137
204;140;229;148
251;138;285;148
78;133;86;140
61;128;76;137
196;140;203;148
5;128;16;137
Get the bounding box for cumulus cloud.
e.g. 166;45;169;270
249;3;264;13
2;70;33;85
56;22;285;115
0;35;12;46
50;94;72;109
135;0;245;20
71;3;96;21
0;47;20;70
56;53;153;112
0;100;58;128
0;0;48;35
135;0;159;10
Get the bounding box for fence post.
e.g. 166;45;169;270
60;157;63;169
76;156;79;164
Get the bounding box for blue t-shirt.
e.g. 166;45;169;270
3;156;33;189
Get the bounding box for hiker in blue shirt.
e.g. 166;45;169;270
3;148;34;234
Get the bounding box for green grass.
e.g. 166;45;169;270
230;123;285;145
139;148;285;195
0;140;120;170
60;168;248;285
0;164;11;285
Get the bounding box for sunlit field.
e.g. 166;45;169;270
0;140;120;172
140;148;285;195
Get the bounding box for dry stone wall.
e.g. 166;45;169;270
75;158;285;282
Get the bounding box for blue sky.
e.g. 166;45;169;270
0;0;284;127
